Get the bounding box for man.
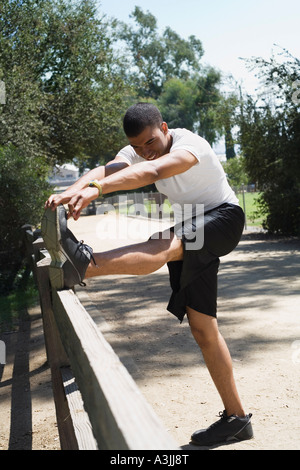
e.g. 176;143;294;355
43;103;253;446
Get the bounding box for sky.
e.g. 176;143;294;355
97;0;300;96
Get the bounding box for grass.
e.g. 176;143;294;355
0;275;39;333
237;191;263;227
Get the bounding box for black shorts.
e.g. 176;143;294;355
167;203;245;322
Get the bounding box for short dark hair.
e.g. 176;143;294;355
123;103;163;137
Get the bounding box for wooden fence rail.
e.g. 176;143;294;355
23;226;178;450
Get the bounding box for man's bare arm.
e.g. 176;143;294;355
100;150;197;195
65;150;197;220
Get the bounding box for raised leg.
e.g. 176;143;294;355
85;229;184;278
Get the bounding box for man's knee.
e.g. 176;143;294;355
187;308;219;348
149;230;183;262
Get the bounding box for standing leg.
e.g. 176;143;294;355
187;306;245;417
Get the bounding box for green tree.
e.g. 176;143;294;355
239;50;300;235
158;78;198;130
119;6;204;99
119;7;226;146
0;0;128;165
0;0;130;293
216;92;240;159
158;69;223;146
222;156;249;188
195;67;223;145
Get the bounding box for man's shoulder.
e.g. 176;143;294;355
170;128;207;144
116;145;143;164
169;127;194;138
169;128;211;155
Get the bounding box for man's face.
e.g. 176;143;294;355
128;122;171;161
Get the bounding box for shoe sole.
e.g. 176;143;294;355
41;206;68;289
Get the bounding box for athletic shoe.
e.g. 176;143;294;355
41;205;95;289
191;411;253;447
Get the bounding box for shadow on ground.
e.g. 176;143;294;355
0;307;54;450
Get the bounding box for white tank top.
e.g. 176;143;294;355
117;128;239;221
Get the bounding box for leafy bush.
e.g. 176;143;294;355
0;145;51;293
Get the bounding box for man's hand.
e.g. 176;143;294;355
66;186;99;220
44;159;129;218
45;186;99;220
45;191;75;211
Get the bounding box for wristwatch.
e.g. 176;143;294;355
88;180;102;197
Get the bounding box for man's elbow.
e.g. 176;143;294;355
145;162;160;183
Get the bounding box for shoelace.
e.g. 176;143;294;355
207;411;228;430
77;241;98;287
79;240;98;266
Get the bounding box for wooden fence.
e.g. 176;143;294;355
23;226;178;450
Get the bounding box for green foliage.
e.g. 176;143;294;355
158;78;198;130
216;90;240;159
0;145;52;294
118;6;204;99
195;68;224;145
118;7;233;147
0;0;129;165
222;156;249;187
0;0;132;293
239;50;300;235
157;70;224;146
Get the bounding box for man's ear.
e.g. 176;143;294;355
161;121;168;134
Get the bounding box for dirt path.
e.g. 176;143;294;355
1;214;300;450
